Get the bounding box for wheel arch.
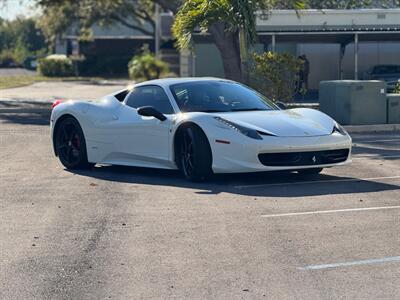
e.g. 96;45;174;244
172;121;212;166
52;113;80;156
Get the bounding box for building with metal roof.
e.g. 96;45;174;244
183;9;400;95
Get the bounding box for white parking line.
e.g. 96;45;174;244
354;137;400;143
353;143;400;151
353;155;400;159
299;256;400;270
234;175;400;189
354;138;400;143
261;205;400;218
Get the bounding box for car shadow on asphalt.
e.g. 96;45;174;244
67;165;400;198
0;106;50;126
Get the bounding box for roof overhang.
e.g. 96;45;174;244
258;31;400;44
257;9;400;33
64;35;154;40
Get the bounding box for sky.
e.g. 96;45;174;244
0;0;38;20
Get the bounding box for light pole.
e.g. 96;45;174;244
155;4;160;58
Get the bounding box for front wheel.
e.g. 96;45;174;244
297;168;323;175
177;125;213;182
55;117;94;170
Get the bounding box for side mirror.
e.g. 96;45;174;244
137;106;167;121
276;102;287;110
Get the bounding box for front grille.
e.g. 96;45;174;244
258;149;350;167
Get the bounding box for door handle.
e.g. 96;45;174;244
112;115;119;120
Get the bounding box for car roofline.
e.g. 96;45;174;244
127;77;235;89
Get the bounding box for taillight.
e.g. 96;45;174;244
52;99;62;109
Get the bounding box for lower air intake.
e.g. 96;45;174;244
258;149;350;167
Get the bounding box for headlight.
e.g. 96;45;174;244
332;122;347;135
214;117;263;140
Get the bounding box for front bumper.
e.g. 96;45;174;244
210;133;352;173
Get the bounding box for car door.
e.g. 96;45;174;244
116;85;175;168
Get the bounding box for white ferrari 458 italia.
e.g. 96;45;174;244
50;77;352;181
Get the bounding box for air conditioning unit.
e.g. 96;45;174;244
319;80;387;125
387;94;400;124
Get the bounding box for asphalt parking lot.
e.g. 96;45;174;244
0;99;399;299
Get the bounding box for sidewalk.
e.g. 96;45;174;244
344;124;400;133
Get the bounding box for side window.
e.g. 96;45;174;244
126;85;174;114
114;89;129;102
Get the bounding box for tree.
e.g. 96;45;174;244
0;17;47;65
172;0;307;82
171;0;400;82
1;0;281;81
37;0;156;44
1;0;398;79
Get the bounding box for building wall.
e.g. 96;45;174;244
192;43;265;78
297;44;341;90
194;44;225;77
192;41;400;91
342;42;400;80
298;42;400;89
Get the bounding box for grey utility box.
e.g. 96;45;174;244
319;80;387;125
387;94;400;124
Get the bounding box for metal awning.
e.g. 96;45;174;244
258;31;400;43
255;10;400;80
258;30;400;80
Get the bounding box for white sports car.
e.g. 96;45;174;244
50;78;352;181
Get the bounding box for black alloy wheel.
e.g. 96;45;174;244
179;125;212;182
56;117;93;169
181;127;195;178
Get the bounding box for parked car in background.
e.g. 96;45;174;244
366;65;400;93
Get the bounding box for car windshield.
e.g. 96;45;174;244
169;80;278;113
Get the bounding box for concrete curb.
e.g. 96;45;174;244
345;124;400;133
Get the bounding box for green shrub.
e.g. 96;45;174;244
12;45;31;66
128;50;169;81
251;52;304;103
394;82;400;94
38;55;74;77
0;49;16;67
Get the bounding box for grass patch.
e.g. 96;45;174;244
0;75;45;89
0;75;124;90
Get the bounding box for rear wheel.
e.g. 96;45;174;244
55;117;94;170
298;168;323;175
177;125;213;182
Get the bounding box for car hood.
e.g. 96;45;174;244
216;108;335;137
371;74;400;82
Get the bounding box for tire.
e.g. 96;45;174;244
177;125;213;182
298;168;323;175
55;116;94;170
